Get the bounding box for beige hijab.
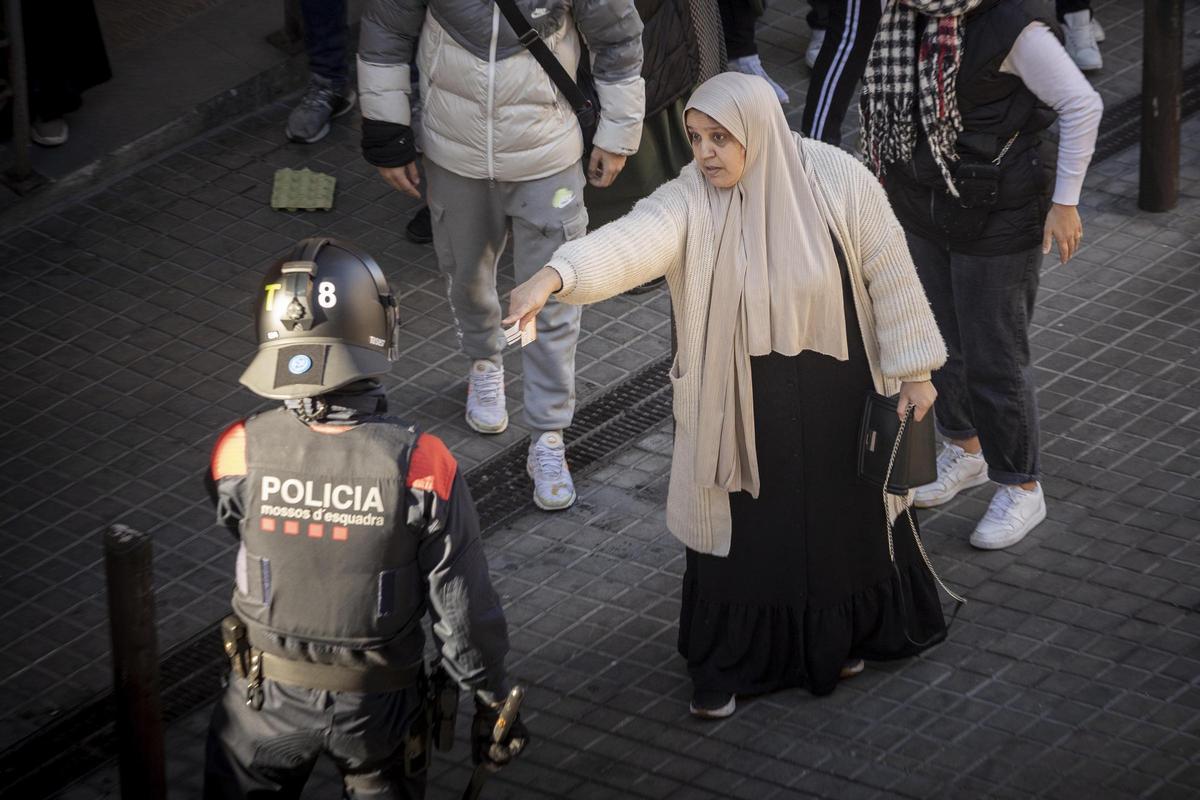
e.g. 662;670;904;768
687;72;848;498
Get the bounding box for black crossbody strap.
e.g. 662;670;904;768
492;0;594;120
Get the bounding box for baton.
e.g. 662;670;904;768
461;686;525;800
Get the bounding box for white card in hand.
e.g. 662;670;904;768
503;320;537;348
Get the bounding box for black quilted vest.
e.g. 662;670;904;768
883;0;1061;256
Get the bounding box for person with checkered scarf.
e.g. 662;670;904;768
860;0;1102;551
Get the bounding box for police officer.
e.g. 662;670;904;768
204;237;527;799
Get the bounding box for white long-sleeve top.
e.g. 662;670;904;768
1001;22;1104;206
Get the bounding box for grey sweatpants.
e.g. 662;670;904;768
425;158;586;433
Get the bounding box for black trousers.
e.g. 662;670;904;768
301;0;349;85
719;0;762;59
905;230;1043;485
204;676;427;799
802;0;883;146
1056;0;1091;17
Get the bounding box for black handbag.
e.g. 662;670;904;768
857;392;937;495
858;392;966;645
493;0;599;153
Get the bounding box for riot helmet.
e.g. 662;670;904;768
239;237;400;399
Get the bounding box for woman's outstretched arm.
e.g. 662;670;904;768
504;173;692;328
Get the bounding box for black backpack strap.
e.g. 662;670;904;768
493;0;595;126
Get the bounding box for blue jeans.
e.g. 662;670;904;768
301;0;348;86
905;231;1042;485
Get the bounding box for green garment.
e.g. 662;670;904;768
584;96;694;230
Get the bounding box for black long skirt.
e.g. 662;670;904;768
677;269;947;697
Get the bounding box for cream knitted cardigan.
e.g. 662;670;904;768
549;140;948;556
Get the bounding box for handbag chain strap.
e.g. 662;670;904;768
883;406;967;606
991;130;1022;166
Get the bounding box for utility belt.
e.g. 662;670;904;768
221;615;459;775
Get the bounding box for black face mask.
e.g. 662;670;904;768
285;379;388;424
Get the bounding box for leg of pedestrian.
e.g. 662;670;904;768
947;246;1047;549
804;0;830;70
508;164;588;510
425;159;512;435
1058;0;1103;71
287;0;356;143
801;0;885;146
720;0;791;104
907;231;990;509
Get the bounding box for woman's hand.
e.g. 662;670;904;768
897;380;937;423
1042;203;1082;264
504;266;563;331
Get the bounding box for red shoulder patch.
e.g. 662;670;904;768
407;433;457;501
211;421;247;480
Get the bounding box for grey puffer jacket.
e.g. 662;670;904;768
359;0;645;182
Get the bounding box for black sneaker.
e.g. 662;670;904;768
689;688;735;719
286;74;357;144
406;206;433;244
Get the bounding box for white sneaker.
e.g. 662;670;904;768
970;483;1046;550
689;689;736;719
527;431;576;511
913;443;989;508
465;360;508;434
805;28;826;69
727;55;789;104
1091;16;1105;42
1063;11;1102;72
31;117;68;146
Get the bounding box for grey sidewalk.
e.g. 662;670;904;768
0;0;1197;795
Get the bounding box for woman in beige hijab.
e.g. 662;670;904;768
507;73;949;718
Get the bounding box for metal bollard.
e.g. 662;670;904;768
104;525;168;800
1138;0;1183;212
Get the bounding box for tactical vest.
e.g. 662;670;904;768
234;408;424;669
883;0;1061;256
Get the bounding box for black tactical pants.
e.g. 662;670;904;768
204;676;427;799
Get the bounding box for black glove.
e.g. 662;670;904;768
361;118;417;167
471;698;529;770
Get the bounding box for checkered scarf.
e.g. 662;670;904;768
860;0;986;196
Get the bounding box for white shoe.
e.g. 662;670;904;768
1092;17;1105;42
527;431;576;511
465;360;508;434
1063;11;1102;72
727;55;789;104
913;443;989;508
805;28;826;69
31;117;68;146
970;483;1046;550
689;689;736;719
